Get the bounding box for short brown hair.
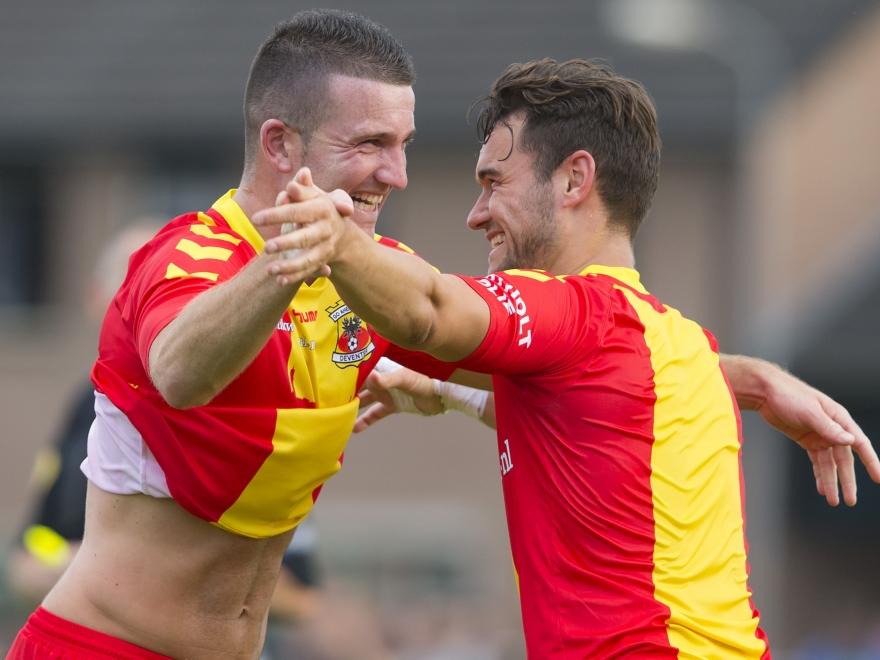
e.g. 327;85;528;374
476;58;660;237
243;10;415;165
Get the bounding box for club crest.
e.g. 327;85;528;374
326;300;374;368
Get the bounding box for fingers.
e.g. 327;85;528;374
264;210;334;255
833;445;857;506
818;397;857;445
353;402;393;433
816;448;840;507
853;435;880;484
358;388;377;408
807;449;824;498
328;188;354;216
256;196;339;234
830;403;880;484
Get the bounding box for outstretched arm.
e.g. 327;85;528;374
254;169;490;363
722;354;880;506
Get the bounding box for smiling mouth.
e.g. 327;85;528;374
351;193;384;213
489;234;505;249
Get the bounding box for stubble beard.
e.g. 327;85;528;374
495;181;558;273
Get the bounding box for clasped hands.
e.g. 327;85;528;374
252;167;354;286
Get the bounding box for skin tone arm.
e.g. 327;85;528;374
149;252;303;409
356;357;880;508
255;170;880;506
254;171;489;362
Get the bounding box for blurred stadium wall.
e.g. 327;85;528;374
0;2;878;656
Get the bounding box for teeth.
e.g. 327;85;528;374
351;193;384;211
490;235;505;248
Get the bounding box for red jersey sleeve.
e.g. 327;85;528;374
122;221;256;369
453;270;606;375
383;343;458;381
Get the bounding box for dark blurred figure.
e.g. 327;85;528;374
6;223;158;603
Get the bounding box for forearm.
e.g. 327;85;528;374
480;393;497;429
330;223;468;359
720;353;773;411
149;253;299;408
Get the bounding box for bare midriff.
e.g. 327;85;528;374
43;482;293;660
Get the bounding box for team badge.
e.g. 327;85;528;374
326;300;374;368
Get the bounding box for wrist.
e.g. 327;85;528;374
432;380;489;420
329;219;365;270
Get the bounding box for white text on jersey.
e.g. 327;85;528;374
476;274;532;348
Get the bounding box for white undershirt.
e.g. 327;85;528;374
80;391;171;498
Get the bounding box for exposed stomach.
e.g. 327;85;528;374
42;482;293;659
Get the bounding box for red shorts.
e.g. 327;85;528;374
6;607;172;659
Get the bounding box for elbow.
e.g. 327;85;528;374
151;363;214;410
392;305;438;352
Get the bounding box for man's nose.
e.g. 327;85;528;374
467;192;490;230
377;148;408;190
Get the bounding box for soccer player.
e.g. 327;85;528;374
6;10;450;660
257;58;880;657
7;11;870;658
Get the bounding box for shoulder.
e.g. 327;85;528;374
133;211;255;275
373;233;418;255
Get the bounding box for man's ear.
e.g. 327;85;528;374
260;119;303;175
559;150;596;208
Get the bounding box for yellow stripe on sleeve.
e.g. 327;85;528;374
196;212;217;227
175;238;233;262
165;262;220;282
190;224;242;245
503;269;558;282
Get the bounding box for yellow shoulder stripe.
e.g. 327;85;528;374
196;211;217;227
190;224;242;245
165;262;220;282
503;269;558;282
175;238;233;262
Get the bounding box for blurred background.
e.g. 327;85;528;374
0;1;878;657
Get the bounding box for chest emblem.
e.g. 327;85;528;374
326;300;374;368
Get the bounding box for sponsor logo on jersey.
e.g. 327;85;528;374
499;438;514;476
277;310;318;332
476;274;532;348
326;300;374;368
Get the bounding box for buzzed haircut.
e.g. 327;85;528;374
243;9;415;166
476;58;661;238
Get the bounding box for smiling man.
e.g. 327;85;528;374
9;12;877;659
260;58;880;658
5;10;450;660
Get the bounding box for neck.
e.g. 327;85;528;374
233;169;283;241
551;221;635;275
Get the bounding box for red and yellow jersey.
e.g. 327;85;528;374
455;265;770;659
92;191;451;539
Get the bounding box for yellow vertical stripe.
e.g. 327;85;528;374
217;400;358;537
620;289;766;659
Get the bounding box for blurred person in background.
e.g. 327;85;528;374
256;56;880;658
6;222;158;604
6;10;450;660
6;9;875;660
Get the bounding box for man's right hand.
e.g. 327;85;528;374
254;168;354;286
